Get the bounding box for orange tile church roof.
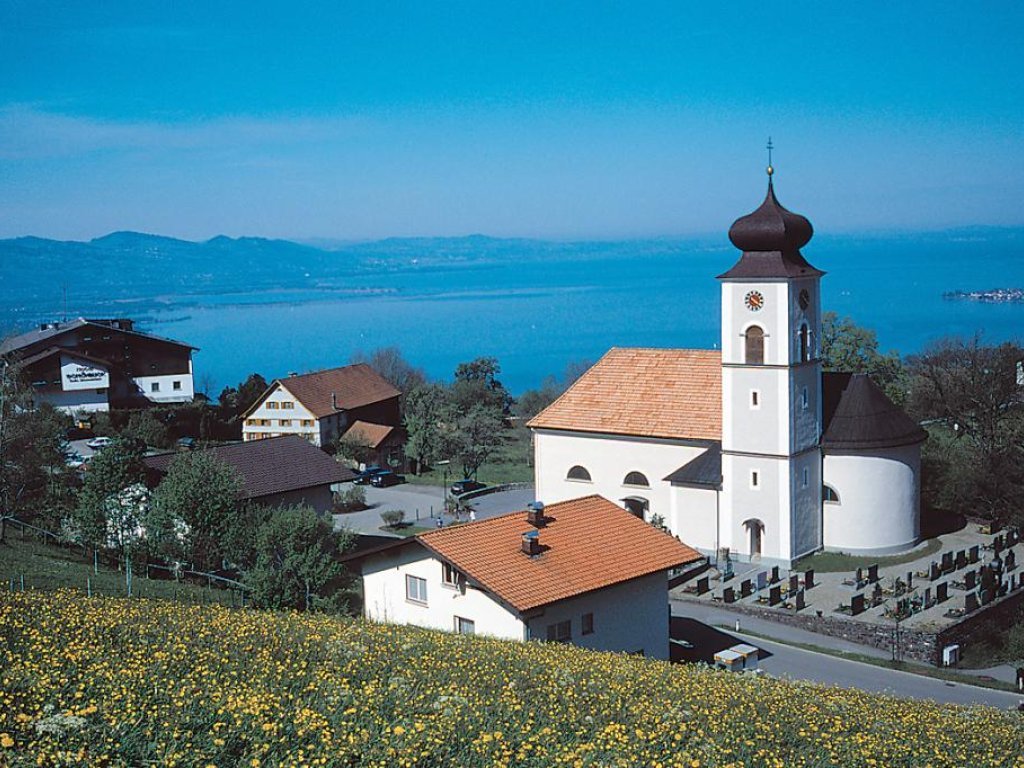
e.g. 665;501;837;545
527;347;722;441
417;495;702;613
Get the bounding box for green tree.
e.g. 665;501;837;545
245;505;354;611
450;403;505;480
122;410;171;448
820;312;907;405
335;430;375;468
350;346;426;394
452;356;513;414
907;336;1024;525
148;452;243;569
403;382;453;472
69;438;147;552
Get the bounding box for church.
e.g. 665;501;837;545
528;170;927;569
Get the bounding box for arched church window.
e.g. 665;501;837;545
567;465;592;482
623;471;650;488
744;326;765;365
799;324;810;362
822;485;840;503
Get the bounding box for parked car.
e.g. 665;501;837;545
370;470;406;488
451;479;487;496
353;465;385;485
176;437;196;451
86;436;114;450
65;451;87;469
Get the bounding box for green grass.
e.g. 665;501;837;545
0;534;239;606
380;524;435;538
793;537;943;573
405;424;534;487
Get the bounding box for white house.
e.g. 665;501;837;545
529;173;927;568
347;495;702;659
242;364;401;448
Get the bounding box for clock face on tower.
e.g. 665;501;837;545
744;290;765;311
798;288;810;310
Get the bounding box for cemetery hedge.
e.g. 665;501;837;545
2;590;1024;767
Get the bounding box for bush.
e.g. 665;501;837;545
333;484;367;513
380;509;405;529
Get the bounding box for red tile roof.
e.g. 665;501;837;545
144;435;355;500
527;347;722;441
342;420;397;449
255;364;400;419
417;495;702;612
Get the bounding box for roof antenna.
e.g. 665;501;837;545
766;137;774;181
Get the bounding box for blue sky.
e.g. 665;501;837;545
1;2;1022;240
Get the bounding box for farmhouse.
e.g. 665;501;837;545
529;175;927;568
242;364;400;449
349;495;702;659
144;435;356;513
1;317;196;413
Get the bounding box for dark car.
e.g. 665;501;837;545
353;465;385;485
451;479;486;496
370;470;406;488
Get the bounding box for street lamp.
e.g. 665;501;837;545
436;459;451;519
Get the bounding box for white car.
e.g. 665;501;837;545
86;436;114;450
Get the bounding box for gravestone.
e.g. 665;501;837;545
964;570;977;590
969;545;980;564
769;585;782;606
723;586;735;604
795;589;805;611
906;571;913;590
696;576;710;595
872;582;883;603
936;582;949;603
924;586;932;607
930;561;941;581
855;567;864;584
805;569;815;590
1006;549;1016;570
980;589;994;606
756;571;768;591
965;592;979;613
867;563;879;583
994;534;1004;553
955;550;967;570
789;573;799;595
770;565;780;584
851;593;865;616
941;551;954;573
741;579;753;598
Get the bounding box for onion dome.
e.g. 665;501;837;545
728;179;813;253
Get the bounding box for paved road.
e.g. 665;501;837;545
671;607;1024;709
334;484;535;536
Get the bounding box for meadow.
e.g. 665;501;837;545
2;591;1024;767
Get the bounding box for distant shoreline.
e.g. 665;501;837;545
944;288;1024;303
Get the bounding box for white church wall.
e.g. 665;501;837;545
790;451;823;560
669;485;719;553
722;366;789;456
720;453;790;565
822;445;921;554
720;282;791;366
789;364;820;453
533;429;705;527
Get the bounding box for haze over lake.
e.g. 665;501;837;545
3;228;1022;394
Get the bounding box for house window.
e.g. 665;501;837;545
751;390;760;408
581;612;594;636
567;465;592;482
823;485;840;503
442;563;462;588
799;324;810;362
301;419;314;427
802;468;809;488
151;382;160;393
801;387;809;410
744;325;765;365
279;419;292;427
623;471;649;488
405;575;427;604
546;620;571;642
172;380;182;391
751;470;760;489
280;401;294;409
454;616;475;635
266;401;279;409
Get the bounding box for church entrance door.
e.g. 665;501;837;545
744;519;764;558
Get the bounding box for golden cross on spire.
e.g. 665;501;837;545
766;137;774;178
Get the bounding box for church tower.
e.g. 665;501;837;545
717;162;824;567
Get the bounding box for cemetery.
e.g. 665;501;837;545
672;523;1024;666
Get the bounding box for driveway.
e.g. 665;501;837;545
334;484;536;536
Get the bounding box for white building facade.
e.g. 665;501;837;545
530;177;926;569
